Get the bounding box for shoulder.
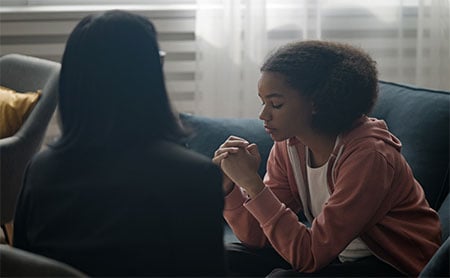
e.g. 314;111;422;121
340;117;401;157
24;148;59;182
153;140;217;165
17;147;68;199
145;141;223;198
146;140;222;177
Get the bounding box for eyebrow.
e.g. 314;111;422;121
258;92;285;99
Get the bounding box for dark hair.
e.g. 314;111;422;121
261;40;378;135
55;10;185;150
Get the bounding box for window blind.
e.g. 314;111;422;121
0;4;197;145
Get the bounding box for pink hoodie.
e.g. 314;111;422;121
224;116;441;276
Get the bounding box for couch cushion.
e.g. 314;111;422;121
370;81;449;210
419;237;449;277
180;113;273;178
438;194;449;240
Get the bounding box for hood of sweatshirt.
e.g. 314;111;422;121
285;116;404;223
339;116;402;152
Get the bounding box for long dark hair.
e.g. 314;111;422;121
55;10;184;150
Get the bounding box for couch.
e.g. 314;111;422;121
179;80;449;276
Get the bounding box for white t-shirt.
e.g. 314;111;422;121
306;147;372;262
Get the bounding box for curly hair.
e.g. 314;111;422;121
260;40;378;135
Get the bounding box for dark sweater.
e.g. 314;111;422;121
13;140;225;276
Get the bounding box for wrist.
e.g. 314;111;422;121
223;182;235;195
242;174;265;198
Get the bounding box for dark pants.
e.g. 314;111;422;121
225;242;404;277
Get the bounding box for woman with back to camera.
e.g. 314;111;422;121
213;40;441;277
13;10;226;277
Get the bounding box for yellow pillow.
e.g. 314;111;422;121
0;86;41;139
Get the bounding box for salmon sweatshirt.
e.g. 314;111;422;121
223;116;441;276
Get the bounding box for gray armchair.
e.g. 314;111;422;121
0;54;60;240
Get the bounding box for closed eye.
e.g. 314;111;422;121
261;102;283;109
272;103;283;109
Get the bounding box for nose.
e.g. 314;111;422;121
259;105;271;121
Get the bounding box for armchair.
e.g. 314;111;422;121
0;54;60;242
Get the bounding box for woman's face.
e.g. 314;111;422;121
258;71;315;142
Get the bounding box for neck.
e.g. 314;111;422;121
297;133;337;168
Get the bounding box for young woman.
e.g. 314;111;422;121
213;40;441;277
13;10;225;276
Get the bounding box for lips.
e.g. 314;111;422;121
264;125;275;133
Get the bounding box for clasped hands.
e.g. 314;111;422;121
212;136;265;198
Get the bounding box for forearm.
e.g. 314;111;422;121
223;185;269;247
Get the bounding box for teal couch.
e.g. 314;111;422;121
180;80;449;276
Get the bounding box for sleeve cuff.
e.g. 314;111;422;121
244;187;284;225
224;184;248;211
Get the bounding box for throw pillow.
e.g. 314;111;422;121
0;86;41;138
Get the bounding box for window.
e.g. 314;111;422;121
1;0;448;118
